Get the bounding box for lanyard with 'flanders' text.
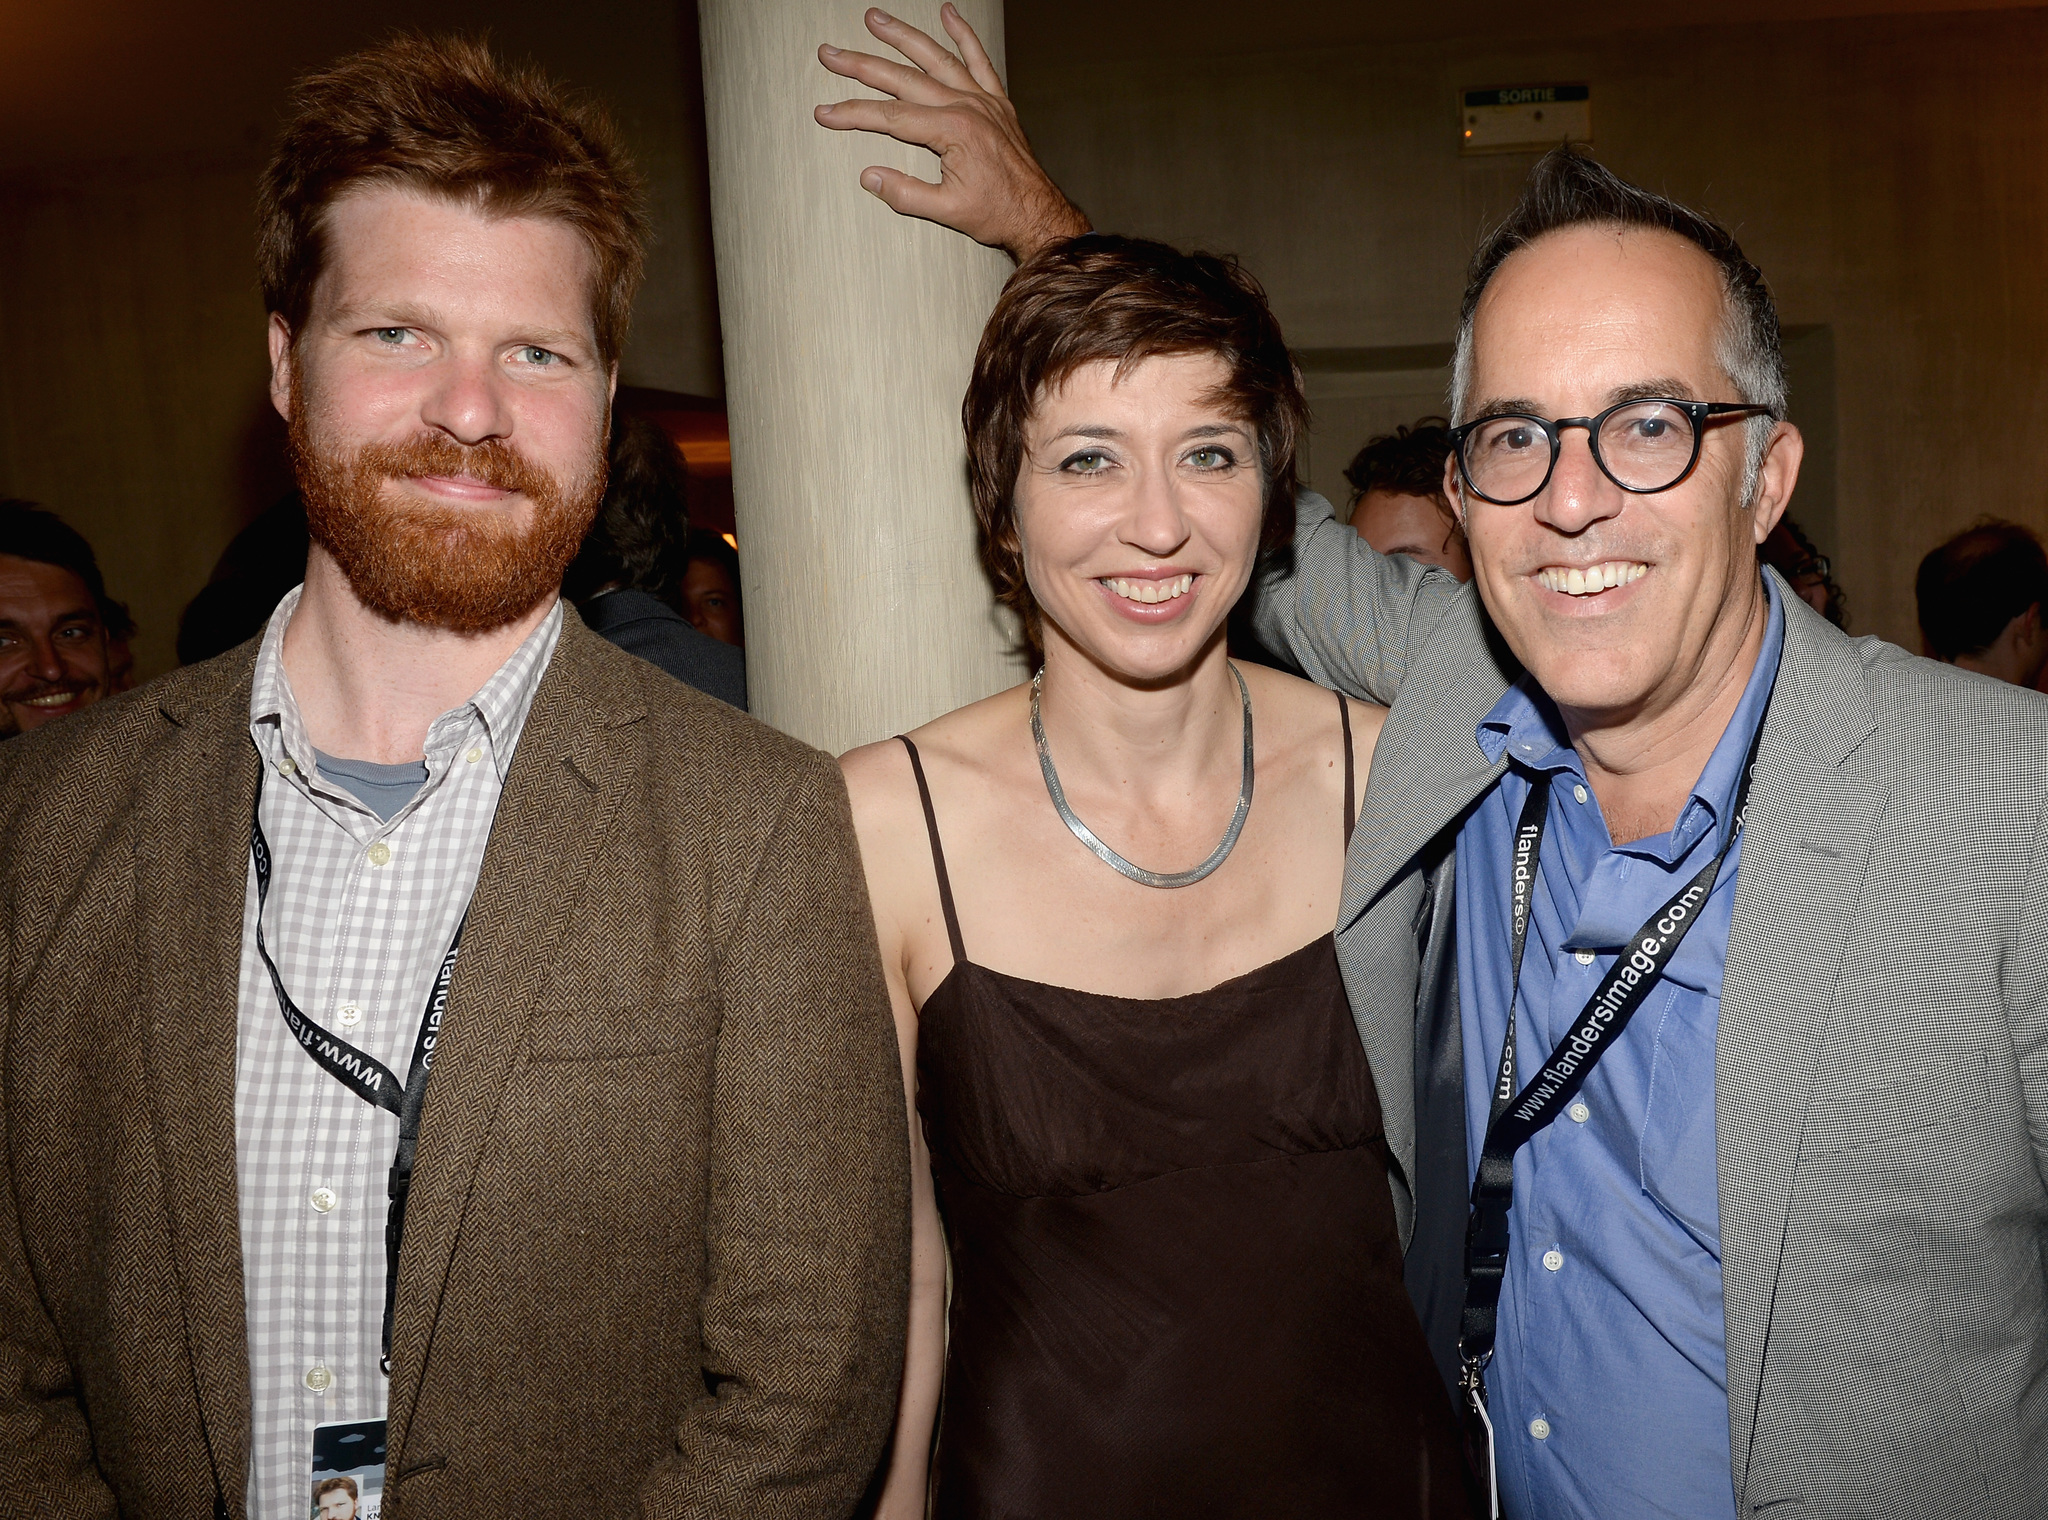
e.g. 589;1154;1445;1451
1457;710;1767;1517
250;793;464;1375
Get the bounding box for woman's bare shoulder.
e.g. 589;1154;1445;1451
1236;660;1386;741
841;683;1030;846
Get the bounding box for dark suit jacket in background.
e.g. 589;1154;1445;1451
0;610;907;1518
581;587;749;710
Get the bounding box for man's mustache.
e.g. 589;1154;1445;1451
356;434;552;499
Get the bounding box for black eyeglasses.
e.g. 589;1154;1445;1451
1448;397;1778;506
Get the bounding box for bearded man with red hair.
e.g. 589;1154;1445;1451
0;36;908;1519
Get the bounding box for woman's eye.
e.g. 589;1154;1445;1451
1186;446;1235;470
1060;449;1113;474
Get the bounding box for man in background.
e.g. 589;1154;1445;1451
1342;419;1473;581
1916;518;2048;688
0;500;134;737
1;34;907;1518
566;413;747;707
178;491;312;665
1759;516;1846;629
681;527;746;648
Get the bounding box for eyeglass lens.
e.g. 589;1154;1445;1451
1464;400;1700;502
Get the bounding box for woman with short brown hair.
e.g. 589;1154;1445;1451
843;236;1468;1517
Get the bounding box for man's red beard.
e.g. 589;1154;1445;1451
288;399;605;635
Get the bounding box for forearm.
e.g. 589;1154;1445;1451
646;758;911;1517
875;1205;946;1520
1249;490;1469;706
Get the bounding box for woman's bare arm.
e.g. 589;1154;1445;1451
840;741;950;1519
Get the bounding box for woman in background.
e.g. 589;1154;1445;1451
843;237;1469;1518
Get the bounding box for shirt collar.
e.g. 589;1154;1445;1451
249;585;563;785
1476;572;1786;864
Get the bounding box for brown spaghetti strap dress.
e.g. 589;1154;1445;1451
900;694;1471;1520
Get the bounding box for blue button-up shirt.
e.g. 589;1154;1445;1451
1455;575;1783;1519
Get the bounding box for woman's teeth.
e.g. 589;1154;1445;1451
1538;561;1648;597
1104;574;1195;605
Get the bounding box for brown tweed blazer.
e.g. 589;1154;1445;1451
0;612;910;1519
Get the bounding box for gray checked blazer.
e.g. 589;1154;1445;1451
1253;491;2048;1520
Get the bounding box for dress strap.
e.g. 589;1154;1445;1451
1337;692;1356;852
898;736;967;965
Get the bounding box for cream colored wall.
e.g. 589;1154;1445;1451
0;0;721;683
1008;6;2048;648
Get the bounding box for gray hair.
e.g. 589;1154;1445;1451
1448;147;1785;505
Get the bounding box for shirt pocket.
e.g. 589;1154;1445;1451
1636;989;1723;1256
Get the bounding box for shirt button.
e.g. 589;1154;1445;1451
277;757;297;775
1542;1248;1564;1272
1573;783;1589;805
367;842;392;868
466;746;483;764
1530;1417;1552;1440
1574;950;1595;965
304;1363;333;1393
310;1187;337;1213
336;1003;363;1030
1569;1101;1591;1124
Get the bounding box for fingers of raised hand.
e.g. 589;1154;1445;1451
937;3;1006;98
864;6;981;93
815;97;959;153
817;43;963;108
858;165;950;222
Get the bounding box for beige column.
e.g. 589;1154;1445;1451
698;0;1019;755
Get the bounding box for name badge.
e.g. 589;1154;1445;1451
312;1419;386;1519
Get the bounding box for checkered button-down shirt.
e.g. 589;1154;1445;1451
234;587;561;1519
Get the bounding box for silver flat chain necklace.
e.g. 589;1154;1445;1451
1030;662;1254;890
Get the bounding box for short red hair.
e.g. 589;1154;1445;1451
257;34;648;366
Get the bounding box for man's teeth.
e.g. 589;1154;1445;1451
1538;562;1648;597
1104;574;1195;605
22;690;78;707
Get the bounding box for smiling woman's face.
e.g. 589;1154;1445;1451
1015;352;1264;682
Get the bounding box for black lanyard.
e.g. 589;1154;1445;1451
1458;711;1768;1419
250;795;465;1375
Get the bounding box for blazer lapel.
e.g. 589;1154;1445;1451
1333;591;1512;1215
1715;586;1887;1496
382;621;645;1457
136;660;262;1516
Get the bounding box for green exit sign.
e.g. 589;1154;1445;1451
1461;84;1592;154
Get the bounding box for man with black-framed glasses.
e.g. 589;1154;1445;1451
821;17;2048;1512
1265;153;2048;1520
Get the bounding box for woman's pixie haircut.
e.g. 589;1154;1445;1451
963;235;1308;657
257;33;648;367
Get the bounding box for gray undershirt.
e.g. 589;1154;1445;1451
314;748;430;823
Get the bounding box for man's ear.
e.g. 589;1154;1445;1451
1747;420;1804;544
1442;454;1469;530
267;313;296;422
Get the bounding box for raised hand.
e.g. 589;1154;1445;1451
814;4;1090;263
